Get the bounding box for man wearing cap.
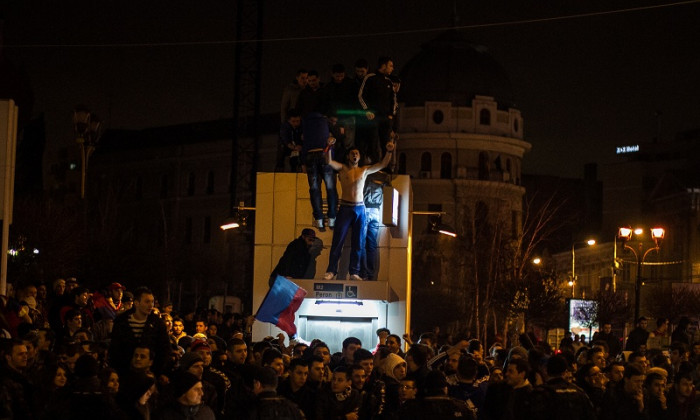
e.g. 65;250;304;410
192;339;230;416
155;372;215;420
177;351;219;415
269;228;318;286
94;282;126;321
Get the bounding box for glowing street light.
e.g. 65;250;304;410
617;226;665;322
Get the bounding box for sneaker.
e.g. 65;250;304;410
328;218;336;229
314;219;324;229
323;272;336;280
349;274;363;281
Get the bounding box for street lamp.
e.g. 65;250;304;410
73;105;102;199
411;211;457;238
220;201;257;230
570;239;596;297
617;226;664;322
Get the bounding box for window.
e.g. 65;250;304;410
160;175;168;199
187;173;196;196
398;152;407;175
135;176;142;200
432;110;444;124
440;153;452;179
514;118;519;132
206;171;215;195
185;217;193;244
479;109;491;125
203;216;211;243
420;152;432;172
478;152;489;180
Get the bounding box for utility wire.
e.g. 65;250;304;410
4;0;700;49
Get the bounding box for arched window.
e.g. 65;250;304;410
398;152;407;175
478;152;489;180
420;152;432;172
479;109;491;125
440;152;452;179
432;110;444;124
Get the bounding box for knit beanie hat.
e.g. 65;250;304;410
171;372;200;399
382;353;406;381
179;351;204;371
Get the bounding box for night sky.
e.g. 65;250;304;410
2;0;700;178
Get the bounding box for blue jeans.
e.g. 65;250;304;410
326;204;366;275
361;207;381;280
305;151;338;220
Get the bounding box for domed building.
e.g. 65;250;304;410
397;30;531;333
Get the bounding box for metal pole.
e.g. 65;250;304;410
571;243;576;298
634;243;642;322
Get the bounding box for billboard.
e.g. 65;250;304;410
568;298;599;339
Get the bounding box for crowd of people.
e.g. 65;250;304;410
2;277;700;419
3;59;700;419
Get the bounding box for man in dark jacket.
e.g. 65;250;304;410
625;317;650;352
109;286;171;377
243;366;305;420
269;228;317;286
357;56;396;164
529;355;596;420
398;370;476;420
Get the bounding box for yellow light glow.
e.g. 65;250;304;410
533;257;542;265
651;227;665;240
438;229;457;238
220;222;240;230
587;239;596;246
634;228;644;235
618;227;632;240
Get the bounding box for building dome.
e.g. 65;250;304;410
399;30;515;109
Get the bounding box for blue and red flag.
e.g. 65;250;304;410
255;275;307;336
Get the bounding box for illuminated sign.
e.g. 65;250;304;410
616;144;639;154
313;283;360;299
568;298;599;338
382;187;399;226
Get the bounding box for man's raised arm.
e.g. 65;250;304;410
325;136;343;171
366;141;395;175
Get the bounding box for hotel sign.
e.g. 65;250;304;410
616;144;639;154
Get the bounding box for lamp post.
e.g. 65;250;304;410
570;239;596;297
73;106;102;199
617;226;665;322
411;211;457;237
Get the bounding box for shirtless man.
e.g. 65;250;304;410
323;139;395;280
